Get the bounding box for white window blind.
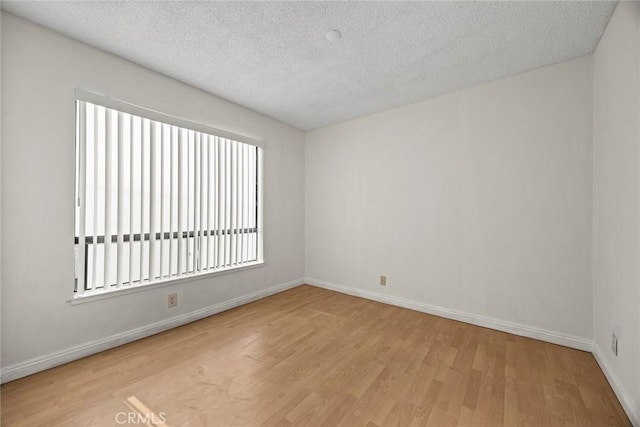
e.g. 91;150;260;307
74;90;263;297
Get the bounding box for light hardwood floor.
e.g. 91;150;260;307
1;285;630;426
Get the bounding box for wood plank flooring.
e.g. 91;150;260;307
1;285;630;426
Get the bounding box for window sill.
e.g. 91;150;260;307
68;261;265;305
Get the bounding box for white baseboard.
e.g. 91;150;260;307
305;277;592;352
1;277;304;384
593;344;640;427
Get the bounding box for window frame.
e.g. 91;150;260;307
72;88;265;302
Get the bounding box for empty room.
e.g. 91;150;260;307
1;1;639;426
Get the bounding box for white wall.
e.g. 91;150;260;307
0;13;305;369
306;55;593;344
592;1;640;423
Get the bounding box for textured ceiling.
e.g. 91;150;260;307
2;1;617;131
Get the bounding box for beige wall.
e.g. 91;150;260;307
1;13;305;369
306;56;593;345
592;1;640;422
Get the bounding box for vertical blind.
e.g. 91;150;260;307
74;91;263;296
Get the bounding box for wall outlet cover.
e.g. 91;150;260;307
168;293;178;308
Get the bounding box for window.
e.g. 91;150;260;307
74;89;263;297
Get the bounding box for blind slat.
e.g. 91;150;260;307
225;139;231;268
186;131;192;273
189;132;195;273
159;124;166;279
149;121;158;282
219;139;226;268
257;148;263;262
76;101;87;295
104;108;113;289
230;139;234;266
200;134;207;271
236;142;242;264
169;126;176;277
194;132;201;272
247;146;253;262
128;114;135;285
240;144;246;264
177;129;184;275
91;105;100;291
140;119;147;283
211;136;218;270
116;111;125;288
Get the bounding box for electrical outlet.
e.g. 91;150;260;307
611;333;618;356
168;293;178;308
380;275;387;286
